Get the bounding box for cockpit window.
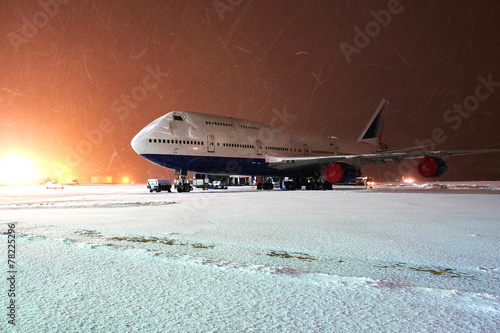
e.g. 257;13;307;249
173;115;183;121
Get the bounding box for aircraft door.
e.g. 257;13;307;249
207;135;215;153
256;140;263;155
303;144;309;156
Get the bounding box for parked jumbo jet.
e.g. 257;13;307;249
131;100;499;192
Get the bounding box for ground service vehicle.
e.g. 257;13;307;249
147;179;172;192
45;181;64;189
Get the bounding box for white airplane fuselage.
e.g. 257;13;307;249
132;101;500;187
131;110;377;178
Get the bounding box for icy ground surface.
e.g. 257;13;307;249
1;183;499;332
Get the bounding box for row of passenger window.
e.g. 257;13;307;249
148;138;253;149
239;124;260;130
311;149;331;154
148;138;330;155
148;139;204;145
266;146;303;153
223;143;254;149
206;121;233;127
205;120;261;131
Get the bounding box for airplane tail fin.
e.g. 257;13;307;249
357;99;388;147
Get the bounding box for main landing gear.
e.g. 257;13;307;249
256;177;335;191
257;182;274;190
256;177;274;190
175;171;192;193
304;178;332;190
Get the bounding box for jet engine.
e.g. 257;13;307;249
417;156;448;178
324;162;358;184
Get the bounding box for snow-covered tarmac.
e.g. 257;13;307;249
1;183;499;332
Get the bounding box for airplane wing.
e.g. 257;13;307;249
266;148;500;171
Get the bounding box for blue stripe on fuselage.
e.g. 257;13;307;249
140;154;314;177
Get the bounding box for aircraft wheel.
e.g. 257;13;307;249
257;183;263;190
183;184;192;192
177;185;184;193
322;182;332;190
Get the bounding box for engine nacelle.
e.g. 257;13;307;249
417;156;448;178
324;162;358;184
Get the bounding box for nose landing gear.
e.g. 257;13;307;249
174;170;192;193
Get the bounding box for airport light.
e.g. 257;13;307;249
0;155;35;185
403;177;415;184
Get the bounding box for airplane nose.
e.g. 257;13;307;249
131;114;166;155
131;131;148;154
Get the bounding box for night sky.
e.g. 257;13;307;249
1;0;499;183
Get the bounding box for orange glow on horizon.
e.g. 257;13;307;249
0;153;70;185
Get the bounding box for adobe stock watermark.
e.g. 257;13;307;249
65;64;169;168
339;0;408;64
442;74;500;130
257;106;297;143
7;0;72;53
221;106;297;178
111;65;169;121
381;73;500;181
212;0;244;21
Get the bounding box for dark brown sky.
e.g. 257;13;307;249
1;0;499;182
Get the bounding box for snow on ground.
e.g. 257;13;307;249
1;183;499;332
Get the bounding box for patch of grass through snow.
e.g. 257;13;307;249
267;251;317;261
